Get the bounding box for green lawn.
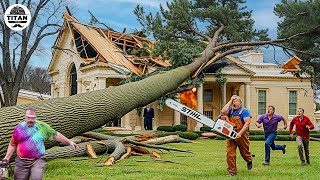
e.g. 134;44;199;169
44;140;320;180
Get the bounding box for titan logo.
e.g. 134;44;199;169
4;4;31;31
181;107;201;120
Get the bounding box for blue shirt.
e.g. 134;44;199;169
228;106;251;124
256;114;284;134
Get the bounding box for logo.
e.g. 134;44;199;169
4;4;31;31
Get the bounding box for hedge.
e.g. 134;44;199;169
173;125;187;132
157;126;175;132
158;132;199;140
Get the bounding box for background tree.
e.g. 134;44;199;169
20;65;51;95
0;0;70;107
274;0;320;99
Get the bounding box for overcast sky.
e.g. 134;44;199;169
29;0;288;68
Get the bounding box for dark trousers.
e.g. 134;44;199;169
144;119;152;130
264;132;285;162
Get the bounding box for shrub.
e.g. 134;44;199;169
193;131;205;136
173;125;187;132
249;130;264;135
200;126;212;132
157;126;175;132
178;132;199;140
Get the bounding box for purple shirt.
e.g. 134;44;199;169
256;114;284;134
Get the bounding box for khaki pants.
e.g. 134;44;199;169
14;156;46;180
296;136;310;163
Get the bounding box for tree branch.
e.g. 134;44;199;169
192;46;253;78
12;43;22;72
270;43;319;57
212;22;225;44
189;29;212;41
212;32;306;52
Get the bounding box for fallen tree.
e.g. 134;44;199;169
0;0;317;164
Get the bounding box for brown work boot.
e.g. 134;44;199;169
227;173;236;177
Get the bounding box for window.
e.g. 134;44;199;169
69;63;77;96
180;114;187;126
289;90;297;115
204;89;213;102
204;111;213;119
258;90;266;115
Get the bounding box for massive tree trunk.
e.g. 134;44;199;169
0;66;191;158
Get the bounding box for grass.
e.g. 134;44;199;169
43;140;320;180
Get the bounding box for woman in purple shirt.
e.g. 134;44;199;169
255;105;287;165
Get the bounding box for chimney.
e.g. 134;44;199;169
238;49;263;64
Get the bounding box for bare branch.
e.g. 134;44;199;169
12;43;22;72
270;43;319;57
26;0;51;43
52;46;78;55
88;10;114;31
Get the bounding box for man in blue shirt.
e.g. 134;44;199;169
255;105;287;165
221;95;253;176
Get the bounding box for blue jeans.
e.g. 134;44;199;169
264;132;284;162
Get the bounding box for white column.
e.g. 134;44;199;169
122;112;132;130
98;77;106;90
50;81;55;97
221;82;227;107
245;82;251;109
195;84;204;131
76;79;82;94
134;111;142;131
173;95;181;125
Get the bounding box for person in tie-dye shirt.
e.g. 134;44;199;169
3;106;78;180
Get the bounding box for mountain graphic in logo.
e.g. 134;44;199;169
4;4;31;31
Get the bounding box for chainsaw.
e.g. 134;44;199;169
165;98;238;139
0;159;11;180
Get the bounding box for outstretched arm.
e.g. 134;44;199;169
283;117;287;129
55;132;78;150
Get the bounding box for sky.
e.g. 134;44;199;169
29;0;288;68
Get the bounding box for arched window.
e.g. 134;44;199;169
69;63;77;96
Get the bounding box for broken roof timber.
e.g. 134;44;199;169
281;56;303;72
63;13;143;75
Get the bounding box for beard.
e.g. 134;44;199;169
26;121;35;127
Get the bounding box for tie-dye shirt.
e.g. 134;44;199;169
10;120;57;159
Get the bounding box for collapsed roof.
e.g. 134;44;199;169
48;14;171;75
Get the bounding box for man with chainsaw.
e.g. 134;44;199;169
255;105;287;166
221;95;253;176
2;106;78;179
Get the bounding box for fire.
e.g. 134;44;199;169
180;89;197;109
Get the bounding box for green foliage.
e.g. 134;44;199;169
130;42;150;57
157;131;199;140
134;0;269;70
200;126;212;132
275;0;320;89
157;126;175;132
178;132;199;140
173;125;188;132
214;68;227;84
316;103;320;111
45;140;320;179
